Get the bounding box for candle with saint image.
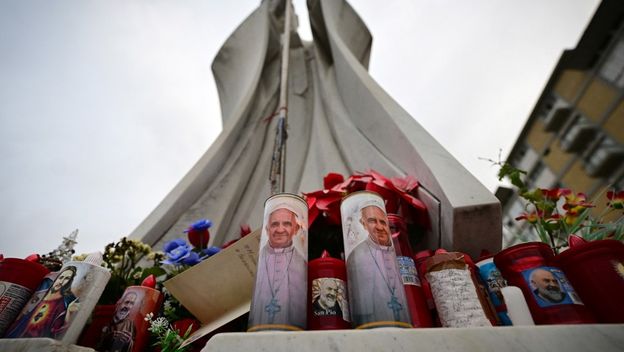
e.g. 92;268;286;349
494;242;596;324
340;191;412;329
8;253;111;344
248;193;308;332
97;276;163;352
307;250;351;330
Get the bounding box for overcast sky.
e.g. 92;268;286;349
0;0;600;258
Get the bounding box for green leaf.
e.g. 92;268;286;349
522;189;543;203
534;222;550;245
142;267;167;280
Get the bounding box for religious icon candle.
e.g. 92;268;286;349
0;257;49;336
412;249;440;326
4;271;59;338
97;276;163;352
554;239;624;323
248;193;308;332
500;286;535;325
340;191;412;329
307;250;351;330
387;214;432;328
12;252;111;344
423;252;493;327
494;242;595;324
475;256;512;325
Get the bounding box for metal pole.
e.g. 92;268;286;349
270;0;293;195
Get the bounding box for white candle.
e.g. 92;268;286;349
501;286;535;326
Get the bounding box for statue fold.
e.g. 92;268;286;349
130;0;502;257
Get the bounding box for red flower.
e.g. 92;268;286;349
25;253;41;263
304;189;345;226
141;274;157;288
563;192;594;216
186;219;212;249
540;188;571;201
607;190;624;210
221;239;239;249
515;211;541;224
305;170;428;228
323;173;345;190
240;224;252;237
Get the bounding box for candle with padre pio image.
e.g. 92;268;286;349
307;250;350;330
340;191;412;329
97;276;163;352
494;242;595;325
248;193;308;332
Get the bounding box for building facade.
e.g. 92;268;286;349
499;0;624;245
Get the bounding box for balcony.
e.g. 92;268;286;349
543;101;572;133
584;144;624;177
560;123;598;152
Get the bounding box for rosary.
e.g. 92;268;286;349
264;249;295;323
367;243;404;321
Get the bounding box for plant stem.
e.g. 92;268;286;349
550;230;558;254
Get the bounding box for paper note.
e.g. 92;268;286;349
164;230;261;344
426;268;491;327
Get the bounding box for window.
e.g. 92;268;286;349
600;38;624;88
517;145;539;173
528;161;545;186
534;166;557;188
584;136;624;177
527;160;556;188
560;114;598;152
536;94;571;132
537;95;556;120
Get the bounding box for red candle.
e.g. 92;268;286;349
387;214;432;328
97;285;163;352
423;252;495;327
307;250;351;330
554;239;624;323
494;242;595;324
413;249;439;326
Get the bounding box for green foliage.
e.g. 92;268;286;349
145;313;193;352
98;237;165;304
487;155;624;252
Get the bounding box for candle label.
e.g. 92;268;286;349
311;278;349;321
11;261;110;344
341;191;412;328
426;267;491;327
522;266;583;307
477;261;512;325
613;260;624;280
396;256;420;286
477;261;507;306
0;281;33;333
4;272;58;338
248;194;308;331
97;286;162;352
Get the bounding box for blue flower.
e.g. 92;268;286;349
202;246;221;258
163;238;187;253
184;219;212;233
162;238;194;265
181;251;201;266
